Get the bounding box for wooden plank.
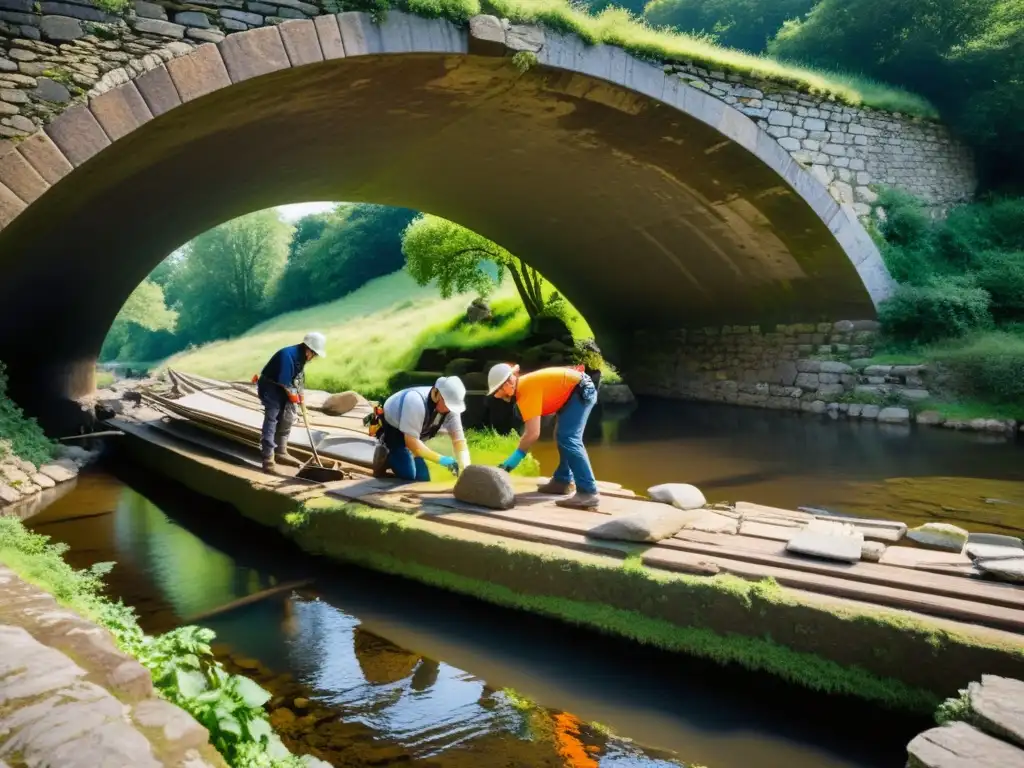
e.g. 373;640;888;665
642;547;1024;634
736;501;814;522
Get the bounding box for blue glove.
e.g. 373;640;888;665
499;449;527;473
439;456;459;476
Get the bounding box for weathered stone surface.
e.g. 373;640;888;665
219;24;289;81
647;482;706;510
861;404;880;420
860;540;886;562
38;458;78;482
134;64;181;116
453;465;514;510
133;17;186;38
907;522;968;552
0;141;47;203
187;27;226;43
468;14;504;55
176;10;211;27
977;557;1024;584
30;471;55;489
166;44;230;102
39;15;83;41
917;410;945;426
134;0;167;19
313;13;344;59
786;519;864;563
907;721;1024;768
968;676;1024;749
89;82;152;141
321;391;360;415
40;0;114;22
506;23;544;52
878;406;910;424
966;536;1023;561
32;76;71;103
13;131;71;184
337;11;383;56
45;105;109;166
0;482;20;504
279;19;322;67
682;509;739;535
133;698;210;751
589;508;697;542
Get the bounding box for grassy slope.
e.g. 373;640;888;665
169;270;599;399
407;0;934;116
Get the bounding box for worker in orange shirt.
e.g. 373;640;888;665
487;363;599;509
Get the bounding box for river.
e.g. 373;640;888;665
27;395;1024;768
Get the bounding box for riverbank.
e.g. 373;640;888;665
102;384;1024;715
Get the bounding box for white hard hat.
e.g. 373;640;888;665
487;363;519;396
303;331;327;358
435;376;466;414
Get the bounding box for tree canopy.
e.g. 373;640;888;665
402;214;550;317
645;0;815;53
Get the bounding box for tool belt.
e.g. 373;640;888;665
363;404;386;438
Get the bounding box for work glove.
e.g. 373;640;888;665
498;449;527;473
287;390;301;405
439;456;460;477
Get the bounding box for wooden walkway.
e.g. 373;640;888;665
120;372;1024;640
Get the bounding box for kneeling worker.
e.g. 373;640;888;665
257;331;326;474
379;376;470;481
488;363;599;509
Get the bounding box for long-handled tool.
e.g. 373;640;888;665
295;395;347;483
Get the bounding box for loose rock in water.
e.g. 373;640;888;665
454;465;515;510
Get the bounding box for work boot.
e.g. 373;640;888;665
275;451;301;468
556;492;601;510
261;459;280;475
537;479;575;495
372;443;390;479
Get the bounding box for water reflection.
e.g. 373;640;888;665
533;398;1024;534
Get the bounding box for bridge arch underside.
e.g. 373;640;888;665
0;50;881;424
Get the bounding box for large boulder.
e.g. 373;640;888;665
647;483;706;510
466;298;492;324
454;465;515;510
322;391;361;416
587;509;696;542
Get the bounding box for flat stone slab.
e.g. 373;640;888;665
735;501;814;523
786;520;864;563
588;509;697;542
682;509;739;535
907;721;1024;768
967;535;1024;561
907;523;969;552
969;675;1024;749
977;556;1024;584
739;520;803;541
647;483;706;510
880;546;975;572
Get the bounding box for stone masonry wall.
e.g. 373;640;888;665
0;0;976;213
667;64;977;214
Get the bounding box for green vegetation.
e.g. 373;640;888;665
871;192;1024;413
0;361;56;467
645;0;815;54
0;516;324;768
95;370;115;389
296;500;949;713
934;688;973;725
426;427;541;480
500;688;536;711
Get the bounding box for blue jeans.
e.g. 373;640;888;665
383;424;430;481
551;376;598;494
258;378;295;461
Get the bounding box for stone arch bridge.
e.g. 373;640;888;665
0;6;975;427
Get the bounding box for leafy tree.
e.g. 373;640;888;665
273;204;415;312
645;0;814;53
100;280;178;361
402;214;550;317
169;210;292;345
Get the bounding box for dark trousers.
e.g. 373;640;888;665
257;378;295;461
382;423;430;481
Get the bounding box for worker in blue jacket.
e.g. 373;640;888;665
257;332;326;474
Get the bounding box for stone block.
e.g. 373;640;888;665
907;522;968;552
221;8;262;23
313;13;344;59
133;698;210;751
40;15;83;42
816;383;844;397
0;0;32;11
45;105;110;167
861;404;880;419
907;721;1024;768
968;676;1024;749
15;131;72;184
860;541;886;562
132;17;186;37
787;520;864;563
976;557;1024;584
819;361;852;374
31;472;55;489
32;77;70;103
135;65;180;116
279;19;322;67
219;25;290;82
321;391;359;415
647;483;706;510
0;140;47;203
187;28;225;43
589;509;697;543
40;1;115;22
794;372;818;388
337;11;383;56
877;406;910;424
916;410;944;426
506;23;544;52
176;10;210;26
166;44;230;102
38;458;78;482
135;0;167;19
274;0;316;12
89;82;153;142
453;465;514;510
